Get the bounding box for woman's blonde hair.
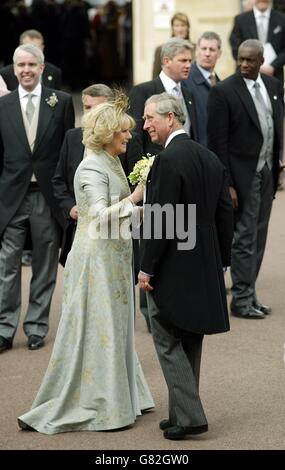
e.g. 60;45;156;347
82;91;135;152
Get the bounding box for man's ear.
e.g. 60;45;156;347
162;56;170;67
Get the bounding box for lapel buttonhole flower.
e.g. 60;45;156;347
46;92;58;108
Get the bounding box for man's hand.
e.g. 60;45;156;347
138;271;153;291
229;186;238;210
69;205;78;220
260;64;274;76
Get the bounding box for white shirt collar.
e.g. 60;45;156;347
165;129;186;148
159;70;180;94
253;6;271;21
196;63;214;82
243;73;263;91
18;82;42;99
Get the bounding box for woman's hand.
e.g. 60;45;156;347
129;184;144;204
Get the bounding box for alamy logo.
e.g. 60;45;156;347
87;197;196;251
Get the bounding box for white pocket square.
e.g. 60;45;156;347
273;25;282;34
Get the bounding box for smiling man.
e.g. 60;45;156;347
125;37;199;333
0;44;74;353
138;92;233;440
208;39;284;319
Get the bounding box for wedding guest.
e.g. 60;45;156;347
229;0;285;85
0;44;74;354
18;93;154;434
152;12;192;79
52;83;114;266
139;92;233;440
0;29;62;91
208;40;283;318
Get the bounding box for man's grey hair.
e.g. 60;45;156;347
161;37;193;64
13;44;45;64
197;31;222;49
82;84;114;100
238;39;264;58
145;92;186;125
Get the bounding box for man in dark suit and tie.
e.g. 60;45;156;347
0;44;74;353
126;37;198;331
138;92;233;440
229;0;285;84
126;37;198;175
0;29;62;91
183;31;222;147
208;39;283;319
52;83;113;266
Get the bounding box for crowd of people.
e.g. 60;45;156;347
0;0;284;441
0;0;133;90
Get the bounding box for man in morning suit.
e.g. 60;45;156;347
0;44;74;353
52;84;113;266
126;37;198;332
183;31;222;147
126;37;198;175
229;0;285;84
0;29;62;91
208;39;283;319
138;93;233;440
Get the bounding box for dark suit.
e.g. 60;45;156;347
126;77;198;174
0;86;74;343
0;61;62;91
207;72;283;310
229;9;285;83
183;62;220;147
52;128;84;266
141;133;233;427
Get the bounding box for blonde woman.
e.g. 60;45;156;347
152;12;192;79
18;93;154;434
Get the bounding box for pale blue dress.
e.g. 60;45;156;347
18;150;154;434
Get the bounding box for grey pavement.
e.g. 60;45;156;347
1;190;285;451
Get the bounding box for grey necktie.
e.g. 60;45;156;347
257;14;267;44
26;93;35;124
253;82;267;113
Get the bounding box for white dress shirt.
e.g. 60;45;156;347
253;6;271;43
243;73;271;108
18;82;42;114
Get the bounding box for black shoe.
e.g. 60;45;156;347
253;302;272;315
0;336;12;353
164;424;208;440
159;419;172;430
28;335;44;350
231;306;265;319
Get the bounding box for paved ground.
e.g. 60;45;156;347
1;186;285;452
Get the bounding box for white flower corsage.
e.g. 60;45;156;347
128;154;155;186
45;92;58;108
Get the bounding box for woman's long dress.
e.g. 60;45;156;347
18;151;154;434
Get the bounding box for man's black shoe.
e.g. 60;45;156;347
231;306;265;319
253;302;272;315
0;336;12;353
28;335;44;350
159;419;172;430
164;424;208;440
